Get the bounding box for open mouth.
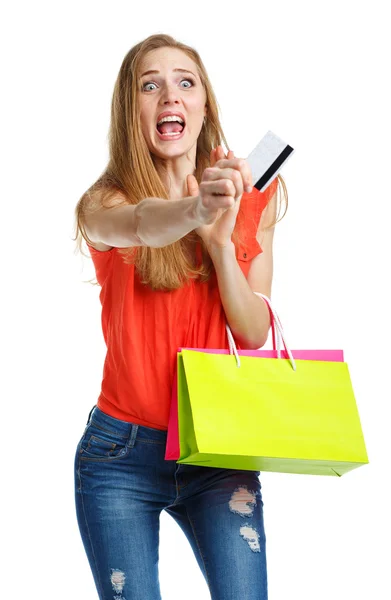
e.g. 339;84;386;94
156;120;186;137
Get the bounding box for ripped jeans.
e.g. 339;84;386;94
74;405;268;600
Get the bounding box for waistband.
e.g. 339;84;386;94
86;404;168;443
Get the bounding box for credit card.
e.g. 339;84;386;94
246;130;295;192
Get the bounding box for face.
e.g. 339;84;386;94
137;47;207;161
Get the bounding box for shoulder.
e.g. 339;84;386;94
88;240;114;252
83;187;129;213
82;188;129;252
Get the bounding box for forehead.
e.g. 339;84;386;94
139;47;197;74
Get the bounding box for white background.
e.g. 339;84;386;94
2;1;390;598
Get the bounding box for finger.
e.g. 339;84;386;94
187;174;199;196
214;151;250;189
239;158;253;192
211;145;225;166
232;157;252;193
230;167;244;199
213;147;228;168
202;178;237;201
209;149;252;193
217;145;225;161
205;167;243;201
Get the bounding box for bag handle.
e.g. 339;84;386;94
226;294;282;356
225;293;296;371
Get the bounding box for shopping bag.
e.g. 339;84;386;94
165;337;344;461
165;302;284;461
165;293;368;476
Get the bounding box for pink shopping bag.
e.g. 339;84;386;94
164;294;345;461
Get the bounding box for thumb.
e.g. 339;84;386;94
186;173;199;197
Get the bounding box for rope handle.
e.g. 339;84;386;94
225;293;296;371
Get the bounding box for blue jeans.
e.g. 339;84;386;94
74;405;268;599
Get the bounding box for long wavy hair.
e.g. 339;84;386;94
73;34;288;291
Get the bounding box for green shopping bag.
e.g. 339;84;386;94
176;293;369;476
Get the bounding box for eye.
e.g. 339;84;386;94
180;78;195;88
142;78;195;91
142;82;157;91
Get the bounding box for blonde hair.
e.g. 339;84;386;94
73;33;288;291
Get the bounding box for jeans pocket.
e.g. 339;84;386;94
79;422;131;461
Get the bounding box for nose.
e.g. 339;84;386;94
161;82;182;103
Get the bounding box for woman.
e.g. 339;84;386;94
73;33;287;600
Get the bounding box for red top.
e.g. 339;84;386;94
87;179;278;430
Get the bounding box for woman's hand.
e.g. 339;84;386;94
186;146;253;248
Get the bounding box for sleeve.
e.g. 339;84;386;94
86;242;116;287
236;177;279;265
86;242;116;256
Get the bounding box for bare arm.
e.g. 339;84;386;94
134;195;203;248
82;192;203;249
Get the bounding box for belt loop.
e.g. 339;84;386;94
127;424;139;448
86;404;96;425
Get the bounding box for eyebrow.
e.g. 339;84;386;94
140;68;196;78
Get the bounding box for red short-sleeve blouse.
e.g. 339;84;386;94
86;178;278;430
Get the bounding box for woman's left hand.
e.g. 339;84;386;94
186;146;252;248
